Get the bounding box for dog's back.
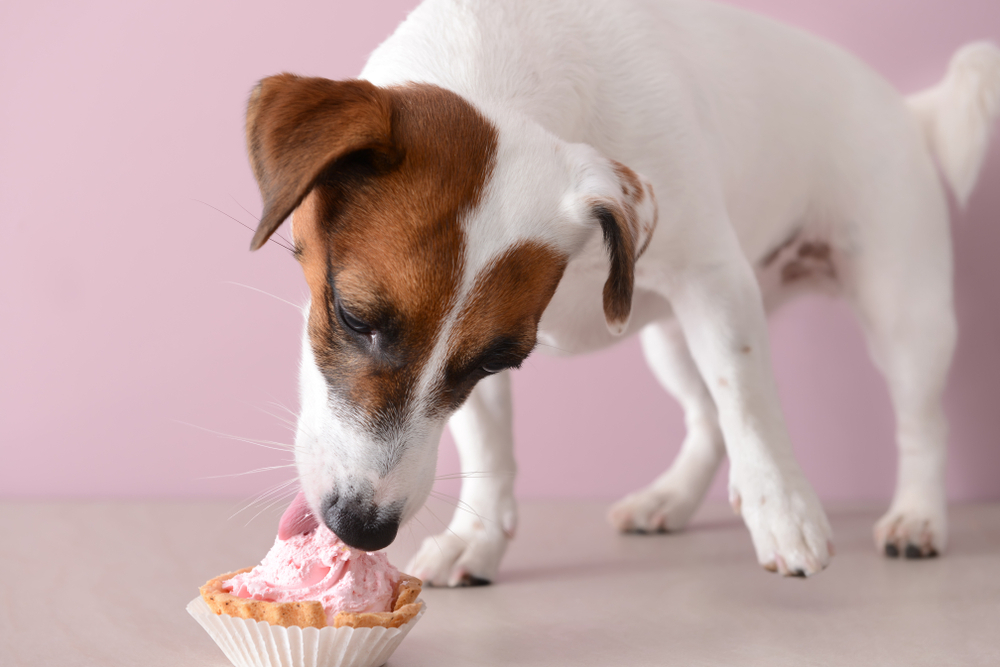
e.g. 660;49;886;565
363;0;995;264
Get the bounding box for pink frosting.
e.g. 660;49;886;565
224;524;402;623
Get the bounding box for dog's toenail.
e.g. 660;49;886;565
885;543;900;558
790;568;806;578
904;544;923;559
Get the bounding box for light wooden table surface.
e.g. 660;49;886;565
2;498;998;666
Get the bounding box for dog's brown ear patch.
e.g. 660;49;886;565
245;75;395;250
593;201;637;334
592;160;657;335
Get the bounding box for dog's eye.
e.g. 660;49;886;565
481;361;507;375
339;305;373;336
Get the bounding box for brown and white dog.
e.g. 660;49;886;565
250;0;1000;584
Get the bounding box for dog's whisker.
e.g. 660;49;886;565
232;394;300;433
231;478;300;522
229;194;261;222
225;281;301;310
218;434;296;453
227;194;267;228
248;404;297;432
408;514;447;559
240;488;297;520
268;404;300;421
261;413;296;432
263;395;300;420
228;194;295;248
408;513;428;540
259;394;301;432
232;478;299;517
243;488;301;527
200;405;297;442
201;464;297;480
230;492;285;524
192;198;294;252
428;490;497;529
174;420;297;452
421;501;470;548
434;471;512;480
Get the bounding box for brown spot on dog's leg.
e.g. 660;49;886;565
781;260;811;283
741;345;751;354
797;241;831;260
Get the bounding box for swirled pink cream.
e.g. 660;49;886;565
224;524;401;623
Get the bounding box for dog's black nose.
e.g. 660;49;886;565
322;492;401;552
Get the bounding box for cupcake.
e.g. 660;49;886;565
188;495;424;667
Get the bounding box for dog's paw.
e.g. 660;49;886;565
732;468;834;577
405;525;509;587
874;501;946;559
607;484;700;533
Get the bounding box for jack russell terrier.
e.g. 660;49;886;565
249;0;1000;582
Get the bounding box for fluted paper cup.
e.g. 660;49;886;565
187;597;425;667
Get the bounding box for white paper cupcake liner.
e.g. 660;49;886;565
187;597;425;667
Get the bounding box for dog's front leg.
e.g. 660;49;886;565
406;370;516;586
663;253;834;576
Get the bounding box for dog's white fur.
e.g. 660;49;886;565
288;0;1000;583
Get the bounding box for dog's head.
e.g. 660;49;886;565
246;75;656;550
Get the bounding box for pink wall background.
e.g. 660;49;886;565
2;0;998;506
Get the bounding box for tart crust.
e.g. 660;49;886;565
200;569;422;629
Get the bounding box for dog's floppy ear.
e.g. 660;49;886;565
245;75;395;250
568;147;658;335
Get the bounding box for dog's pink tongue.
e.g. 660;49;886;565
278;491;319;540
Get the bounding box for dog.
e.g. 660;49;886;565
246;0;1000;583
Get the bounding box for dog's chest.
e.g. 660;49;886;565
535;244;673;356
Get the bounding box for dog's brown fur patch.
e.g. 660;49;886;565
780;241;836;284
797;241;832;261
248;79;498;426
594;160;655;331
246;77;396;251
437;241;569;413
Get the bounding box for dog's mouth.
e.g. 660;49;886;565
278;491;319;540
278;490;403;552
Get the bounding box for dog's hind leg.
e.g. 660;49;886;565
846;169;956;559
859;40;1000;558
607;320;725;533
406;370;516;586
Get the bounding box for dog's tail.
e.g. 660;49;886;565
907;41;1000;206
